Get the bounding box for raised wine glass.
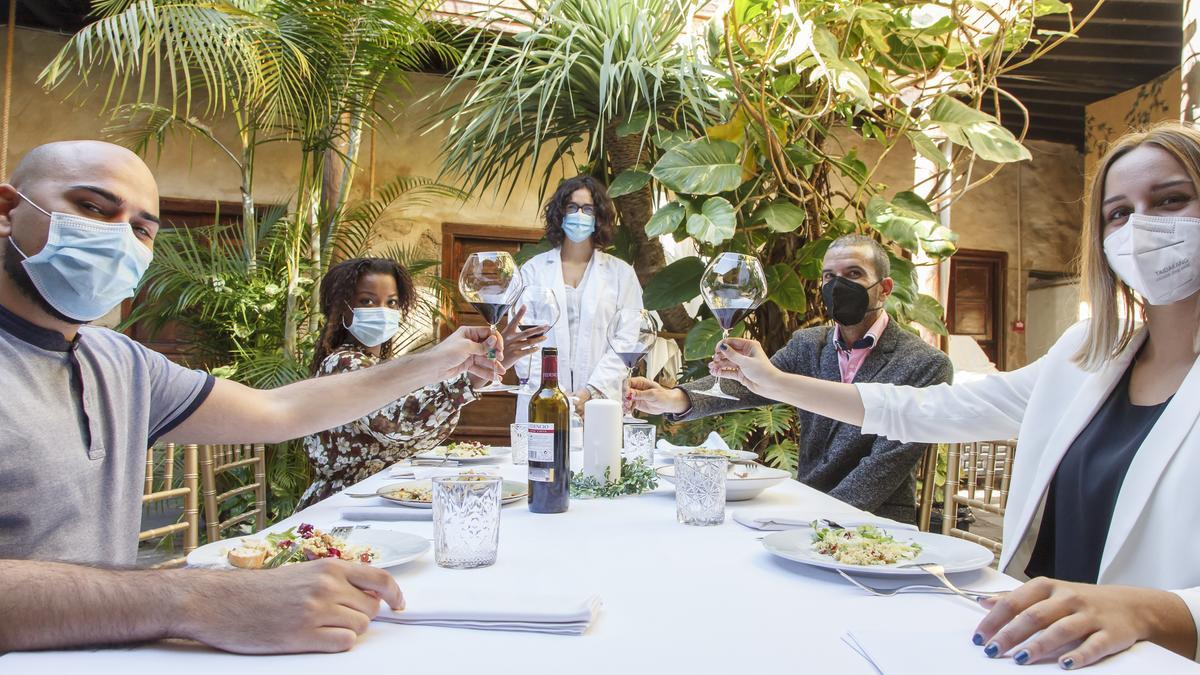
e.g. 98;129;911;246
510;284;560;395
458;251;523;392
606;308;659;420
694;252;768;400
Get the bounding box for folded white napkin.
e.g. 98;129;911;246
340;506;432;522
844;627;1191;674
375;590;602;636
656;431;731;454
732;508;918;532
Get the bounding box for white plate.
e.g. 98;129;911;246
413;445;512;463
187;528;430;570
656;464;790;501
761;527;995;577
375;480;528;509
655;447;758;463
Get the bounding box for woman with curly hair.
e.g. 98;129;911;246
297;257;543;508
516;175;643;420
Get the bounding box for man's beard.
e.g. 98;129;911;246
2;238;83;324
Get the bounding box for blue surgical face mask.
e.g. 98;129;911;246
8;190;153;322
345;306;402;348
562;212;595;243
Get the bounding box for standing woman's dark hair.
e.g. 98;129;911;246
543;174;618;248
310;257;417;374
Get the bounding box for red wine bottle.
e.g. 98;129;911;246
528;347;570;513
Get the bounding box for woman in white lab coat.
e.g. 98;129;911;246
516;175;642;421
704;123;1200;670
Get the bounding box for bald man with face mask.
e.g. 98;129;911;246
0;141;506;654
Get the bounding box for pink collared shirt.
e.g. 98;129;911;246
834;312;889;384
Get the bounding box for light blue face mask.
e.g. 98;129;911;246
345;306;402;348
9;190;153;322
562;212;596;243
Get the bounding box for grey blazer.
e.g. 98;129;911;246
672;321;953;523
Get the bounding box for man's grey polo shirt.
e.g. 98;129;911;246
0;304;213;566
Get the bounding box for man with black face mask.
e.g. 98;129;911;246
630;234;952;523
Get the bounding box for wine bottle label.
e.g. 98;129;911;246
528;423;555;462
529;466;554;482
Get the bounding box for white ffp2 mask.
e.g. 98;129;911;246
1103;214;1200;305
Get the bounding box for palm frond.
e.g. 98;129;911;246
430;0;703;202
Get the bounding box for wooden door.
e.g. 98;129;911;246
947;249;1007;370
442;222;545;445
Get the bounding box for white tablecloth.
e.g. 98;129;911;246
3;455;1193;674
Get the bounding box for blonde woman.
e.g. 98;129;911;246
694;123;1200;668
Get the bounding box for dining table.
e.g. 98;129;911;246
3;452;1196;675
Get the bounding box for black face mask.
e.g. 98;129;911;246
821;275;882;327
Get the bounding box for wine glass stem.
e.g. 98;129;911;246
489;322;501;387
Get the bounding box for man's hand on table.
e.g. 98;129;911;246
972;577;1197;669
180;559;403;654
627;377;690;416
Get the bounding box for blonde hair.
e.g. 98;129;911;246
1075;121;1200;369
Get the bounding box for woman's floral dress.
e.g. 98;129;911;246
297;345;478;508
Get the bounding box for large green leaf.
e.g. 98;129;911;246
887;253;918;304
907;130;949;170
683;317;746;360
1034;0;1072;17
686;196;737;244
645;201;686;237
654;129;691;151
796;236;834;280
642;256;704;310
868;191;958;258
927;97;1032;163
866;195;923;251
608;170;652;198
765;264;807;313
652;138;746;195
753;201;806;233
908;293;948;335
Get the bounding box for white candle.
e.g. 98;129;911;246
582;400;622;483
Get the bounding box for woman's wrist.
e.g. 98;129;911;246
1146;590;1199;658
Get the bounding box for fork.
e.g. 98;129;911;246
898;562;1000;603
837;569;999;601
329;524;370;539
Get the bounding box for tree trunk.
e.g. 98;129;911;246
604;126;694;335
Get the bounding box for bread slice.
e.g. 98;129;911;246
227;547;267;569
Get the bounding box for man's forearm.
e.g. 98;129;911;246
0;560;190;651
268;351;447;441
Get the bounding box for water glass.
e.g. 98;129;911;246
432;474;502;569
675;454;727;526
510;423;529;465
622;423;655;465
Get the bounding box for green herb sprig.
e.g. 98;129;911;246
569;457;659;499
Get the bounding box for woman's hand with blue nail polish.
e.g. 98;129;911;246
972;577;1196;668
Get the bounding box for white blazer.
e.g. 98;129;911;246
856;321;1200;655
515;248;643;423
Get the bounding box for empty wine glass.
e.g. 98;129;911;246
511;285;560;395
458;251;523;393
606;308;659;419
694;252;768;400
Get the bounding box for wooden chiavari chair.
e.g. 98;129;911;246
199;444;267;542
139;443;199;568
942;440;1017;561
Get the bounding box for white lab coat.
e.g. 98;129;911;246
515;248;642;423
856;321;1200;657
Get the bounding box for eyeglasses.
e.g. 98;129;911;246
565;203;595;216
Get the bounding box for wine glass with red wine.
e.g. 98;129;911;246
510;284;560;395
458;251;524;392
606;308;659;418
694;252;768;400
